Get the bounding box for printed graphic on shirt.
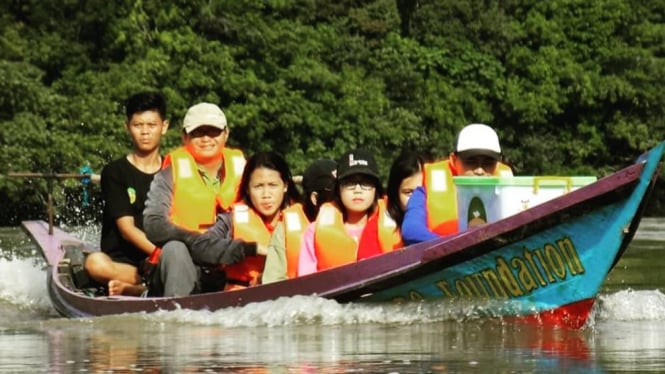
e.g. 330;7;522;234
127;187;137;205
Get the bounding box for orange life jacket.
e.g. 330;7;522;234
226;203;271;285
226;203;308;284
376;197;403;252
424;159;512;236
313;200;401;271
282;204;309;279
169;147;245;232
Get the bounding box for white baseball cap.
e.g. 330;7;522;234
182;102;227;134
455;123;502;160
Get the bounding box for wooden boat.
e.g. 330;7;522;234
22;143;664;328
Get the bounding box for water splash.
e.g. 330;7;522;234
35;296;546;329
596;289;665;321
0;257;54;314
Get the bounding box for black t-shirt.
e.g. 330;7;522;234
100;156;159;266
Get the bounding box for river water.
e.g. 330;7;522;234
1;219;665;373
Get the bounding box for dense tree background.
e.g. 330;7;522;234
1;0;664;226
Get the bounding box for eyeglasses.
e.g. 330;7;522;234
189;126;225;138
340;179;376;191
460;156;498;170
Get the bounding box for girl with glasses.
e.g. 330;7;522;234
298;149;402;276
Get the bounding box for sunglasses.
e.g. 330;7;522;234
189;126;226;138
340;178;376;191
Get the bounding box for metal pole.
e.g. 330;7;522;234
47;178;54;235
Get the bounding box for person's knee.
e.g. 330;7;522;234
84;252;108;276
153;241;198;297
160;241;192;267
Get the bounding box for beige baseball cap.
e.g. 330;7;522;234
182;102;227;134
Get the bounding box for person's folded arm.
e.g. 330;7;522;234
400;186;440;245
143;167;197;245
188;212;257;266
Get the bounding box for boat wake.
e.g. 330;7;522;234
596;289;665;321
1;254;664;327
0;257;58;322
132;295;500;327
633;217;665;242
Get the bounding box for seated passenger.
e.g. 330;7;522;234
298;149;402;276
143;102;247;297
85;91;169;296
193;151;307;288
386;150;433;227
401;124;513;244
301;159;337;222
262;158;336;284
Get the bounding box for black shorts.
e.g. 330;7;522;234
104;250;142;268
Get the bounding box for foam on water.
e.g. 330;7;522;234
597;289;665;321
2;249;664;326
136;295;488;328
37;289;660;328
0;257;52;310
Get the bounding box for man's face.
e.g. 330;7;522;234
125;110;168;154
453;154;498;176
184;125;228;162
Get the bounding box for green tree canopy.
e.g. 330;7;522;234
1;0;664;225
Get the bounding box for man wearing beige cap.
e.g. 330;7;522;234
143;102;252;297
401;124;513;244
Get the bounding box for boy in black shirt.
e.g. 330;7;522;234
85;92;169;295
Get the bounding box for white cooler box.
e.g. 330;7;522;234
454;176;597;231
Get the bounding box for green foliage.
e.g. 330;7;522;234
2;0;665;224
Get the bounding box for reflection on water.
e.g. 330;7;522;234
0;218;664;372
603;218;665;294
3;317;604;373
595;321;665;372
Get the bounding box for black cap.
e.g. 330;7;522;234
336;149;380;180
302;159;337;192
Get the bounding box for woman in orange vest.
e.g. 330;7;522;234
189;151;306;289
401;124;513;244
227;151;306;287
298;149;402;276
262;158;338;284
